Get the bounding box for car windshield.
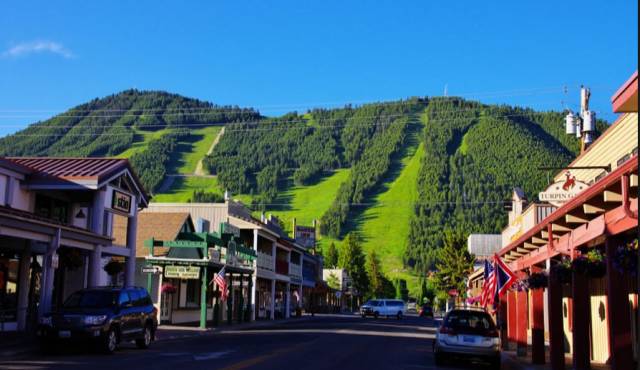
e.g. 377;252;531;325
365;300;380;306
444;310;495;335
63;291;118;309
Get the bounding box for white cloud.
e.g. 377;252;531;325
2;41;75;59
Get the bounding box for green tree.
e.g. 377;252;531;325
338;233;369;296
366;250;386;298
432;229;474;300
326;272;341;290
325;242;339;269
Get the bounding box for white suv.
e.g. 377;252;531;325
360;299;405;319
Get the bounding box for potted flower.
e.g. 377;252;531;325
161;282;177;294
527;272;548;289
60;248;84;271
103;259;124;285
551;258;572;285
584;250;606;278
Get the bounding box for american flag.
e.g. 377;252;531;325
213;266;228;301
480;259;497;308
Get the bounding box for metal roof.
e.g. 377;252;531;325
4;157;150;204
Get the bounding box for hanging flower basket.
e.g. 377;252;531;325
572;250;606;278
161;283;177;294
59;248;84;271
103;259;124;276
527;272;548;289
613;239;639;276
551;259;572;285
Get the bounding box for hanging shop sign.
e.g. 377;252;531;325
538;172;588;207
164;265;200;279
220;222;240;237
104;186;135;217
295;225;316;249
142;266;162;274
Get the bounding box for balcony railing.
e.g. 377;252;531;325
257;252;274;271
289;263;302;278
275;260;289;275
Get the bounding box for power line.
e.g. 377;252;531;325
0;111;580;137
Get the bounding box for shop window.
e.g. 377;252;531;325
0;254;19;323
184;280;200;308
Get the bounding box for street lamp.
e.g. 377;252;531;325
565;86;597;153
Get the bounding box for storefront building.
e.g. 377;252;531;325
496;71;638;370
0;157;148;332
141;200;323;321
138;218;255;328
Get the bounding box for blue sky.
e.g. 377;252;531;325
0;1;637;137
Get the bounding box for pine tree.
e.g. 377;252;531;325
432;229;474;299
325;242;339;269
338;233;369;296
366;250;384;298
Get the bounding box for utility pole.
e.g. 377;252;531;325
565;86;597;154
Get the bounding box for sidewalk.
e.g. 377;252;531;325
501;349;611;370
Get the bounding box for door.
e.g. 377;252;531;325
160;293;172;323
117;291;135;337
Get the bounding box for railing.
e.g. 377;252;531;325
289;263;302;278
257;252;274;271
275;260;289;275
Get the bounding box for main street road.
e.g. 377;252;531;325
0;315;525;370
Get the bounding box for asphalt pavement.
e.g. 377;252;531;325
0;314;538;370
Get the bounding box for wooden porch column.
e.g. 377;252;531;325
227;272;233;325
238;274;244;323
605;235;634;370
572;267;590;370
499;294;509;350
507;291;517;345
199;266;207;329
531;287;545;364
516;289;528;356
548;264;565;370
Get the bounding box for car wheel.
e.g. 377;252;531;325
102;328;118;354
373;311;379;319
490;356;501;370
396;312;402;320
434;351;445;366
136;326;152;349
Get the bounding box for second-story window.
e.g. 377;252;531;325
34;194;70;223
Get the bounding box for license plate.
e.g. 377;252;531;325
58;330;71;338
463;336;475;343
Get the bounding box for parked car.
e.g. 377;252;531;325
418;304;433;318
407;298;417;312
360;299;405;319
38;287;158;354
433;307;501;369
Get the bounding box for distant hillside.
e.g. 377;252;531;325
0;91;608;293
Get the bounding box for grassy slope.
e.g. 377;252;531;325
152;177;220;202
117;128;170;158
268;169;351;235
358;142;424;292
169;126;222;174
151;126;223;202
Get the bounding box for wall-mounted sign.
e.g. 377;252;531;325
220;222;240;237
295;225;316;249
539;172;588;207
164;265;200;279
142;266;161;274
104;186;135;217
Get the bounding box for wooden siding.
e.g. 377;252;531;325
555;113;638;184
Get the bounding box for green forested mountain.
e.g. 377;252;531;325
0;91;607;289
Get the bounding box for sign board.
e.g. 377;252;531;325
220;222;240;237
51;254;59;269
539;172;588;207
142;266;161;274
164;265;200;279
294;225;316;249
104;186;135;217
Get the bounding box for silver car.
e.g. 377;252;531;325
433;308;501;369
